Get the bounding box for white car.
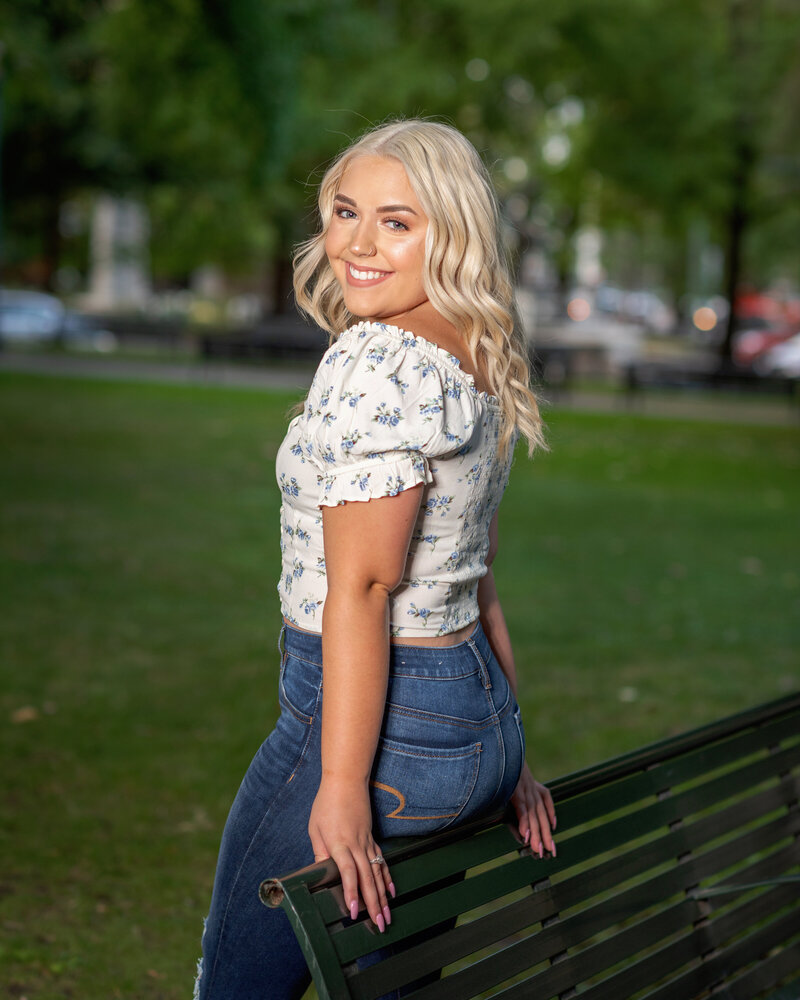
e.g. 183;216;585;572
756;333;800;378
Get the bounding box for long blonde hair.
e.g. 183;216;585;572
293;119;544;456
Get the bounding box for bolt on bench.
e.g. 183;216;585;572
261;692;800;1000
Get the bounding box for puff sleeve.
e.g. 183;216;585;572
304;324;479;507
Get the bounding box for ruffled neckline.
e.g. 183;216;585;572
341;320;499;404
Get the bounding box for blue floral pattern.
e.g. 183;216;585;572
275;321;514;636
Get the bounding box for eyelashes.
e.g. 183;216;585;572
332;205;409;231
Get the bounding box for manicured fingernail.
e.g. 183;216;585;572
538;842;543;859
388;882;396;899
553;816;558;830
376;913;385;933
349;899;358;921
524;830;531;845
551;842;557;857
383;905;392;926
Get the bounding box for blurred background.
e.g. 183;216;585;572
2;0;799;376
1;2;799;998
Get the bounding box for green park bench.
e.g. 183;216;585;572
260;692;800;1000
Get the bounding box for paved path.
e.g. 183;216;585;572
1;351;797;428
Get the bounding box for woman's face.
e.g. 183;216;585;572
324;155;429;325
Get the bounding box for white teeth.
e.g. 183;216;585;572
349;264;386;281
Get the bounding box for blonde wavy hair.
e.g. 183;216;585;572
293;119;545;456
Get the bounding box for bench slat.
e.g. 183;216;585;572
543;695;800;801
678;946;800;1000
556;712;799;830
485;890;800;1000
601;901;800;1000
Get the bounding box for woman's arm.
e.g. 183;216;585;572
478;512;557;856
307;484;424;931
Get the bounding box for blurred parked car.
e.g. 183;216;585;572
755;333;800;379
0;290;115;350
734;324;798;366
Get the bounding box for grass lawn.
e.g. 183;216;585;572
1;372;798;999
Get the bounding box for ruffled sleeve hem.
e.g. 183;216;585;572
318;451;432;507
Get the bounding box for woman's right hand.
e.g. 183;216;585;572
308;776;395;932
510;762;557;857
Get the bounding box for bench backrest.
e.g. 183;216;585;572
261;693;800;1000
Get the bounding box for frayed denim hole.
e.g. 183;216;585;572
193;916;207;999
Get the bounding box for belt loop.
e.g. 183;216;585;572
467;636;492;690
278;622;286;658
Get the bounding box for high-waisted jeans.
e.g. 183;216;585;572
195;620;526;1000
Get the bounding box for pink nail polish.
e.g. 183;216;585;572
538;842;543;859
349;899;358;921
524;830;531;846
376;913;385;933
383;905;392;926
551;842;558;857
388;882;396;899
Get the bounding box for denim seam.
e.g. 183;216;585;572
440;742;483;830
286;677;322;784
378;741;482;760
466;636;492;690
386;703;497;731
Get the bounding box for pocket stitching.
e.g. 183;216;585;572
371;741;482;826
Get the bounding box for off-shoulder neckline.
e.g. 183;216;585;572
340;320;499;404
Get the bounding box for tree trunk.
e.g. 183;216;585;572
719;140;753;363
719;0;758;366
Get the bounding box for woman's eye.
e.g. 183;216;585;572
335;207;357;220
385;218;409;231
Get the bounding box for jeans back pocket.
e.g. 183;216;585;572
370;736;482;837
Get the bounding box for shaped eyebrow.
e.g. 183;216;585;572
334;193;418;216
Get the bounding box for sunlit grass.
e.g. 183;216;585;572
1;372;797;998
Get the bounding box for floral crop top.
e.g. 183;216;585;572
275;321;515;637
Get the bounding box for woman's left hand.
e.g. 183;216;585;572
510;763;556;857
308;777;394;932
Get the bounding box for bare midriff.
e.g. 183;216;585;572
283;617;477;647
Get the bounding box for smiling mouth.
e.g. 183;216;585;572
347;262;392;284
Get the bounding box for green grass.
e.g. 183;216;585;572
1;372;798;999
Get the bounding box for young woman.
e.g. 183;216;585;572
195;119;556;1000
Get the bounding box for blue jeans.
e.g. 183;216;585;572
195;620;525;1000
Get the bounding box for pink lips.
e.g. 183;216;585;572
346;262;392;287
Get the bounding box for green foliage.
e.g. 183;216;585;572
2;0;798;292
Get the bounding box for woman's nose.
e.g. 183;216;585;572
349;222;376;257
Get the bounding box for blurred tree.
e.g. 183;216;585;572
482;0;799;347
2;0;797;327
1;0;109;289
